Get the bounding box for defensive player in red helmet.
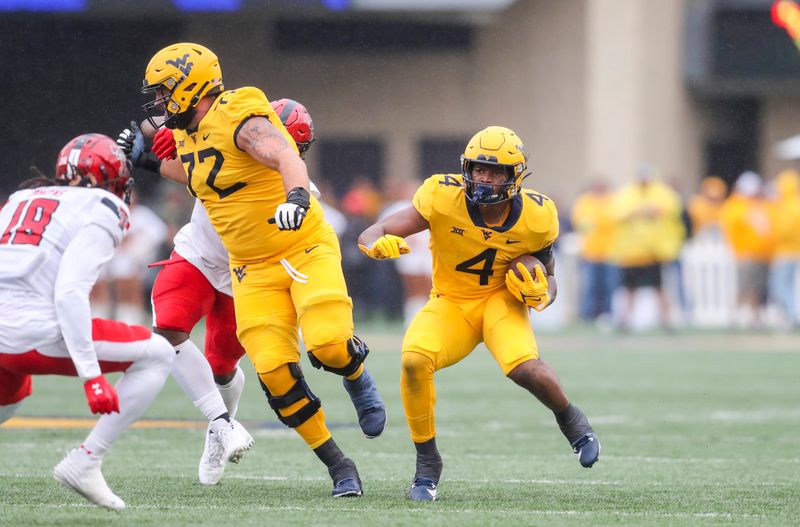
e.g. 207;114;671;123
0;134;175;510
115;98;335;486
271;98;315;158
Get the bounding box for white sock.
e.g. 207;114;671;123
172;339;229;421
0;402;22;426
84;335;173;458
216;365;245;418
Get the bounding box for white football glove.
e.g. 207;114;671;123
273;187;310;231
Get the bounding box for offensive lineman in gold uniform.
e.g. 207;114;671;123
359;126;600;501
140;43;386;497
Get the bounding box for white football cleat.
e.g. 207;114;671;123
53;448;125;511
198;418;254;485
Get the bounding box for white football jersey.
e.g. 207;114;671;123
0;186;129;353
173;199;232;295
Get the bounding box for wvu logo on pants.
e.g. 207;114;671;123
233;265;247;283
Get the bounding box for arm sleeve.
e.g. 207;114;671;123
53;223;117;379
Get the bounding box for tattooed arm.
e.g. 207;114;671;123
235;116;310;194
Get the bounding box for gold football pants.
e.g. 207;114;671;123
400;289;538;443
231;231;356;448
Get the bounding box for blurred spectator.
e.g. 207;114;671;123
612;166;685;330
339;178;403;322
688;176;728;237
380;179;432;326
570;180;618;322
314;179;348;237
769;170;800;327
91;194;168;324
720;171;775;328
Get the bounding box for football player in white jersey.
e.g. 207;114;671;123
115;99;316;485
0;134;175;511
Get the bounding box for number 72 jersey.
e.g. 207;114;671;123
412;174;559;302
172;86;328;264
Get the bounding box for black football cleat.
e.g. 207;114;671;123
330;458;362;497
571;432;600;468
343;368;387;438
409;477;437;501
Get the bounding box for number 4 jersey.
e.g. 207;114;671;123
412;174;559;302
0;186;129;297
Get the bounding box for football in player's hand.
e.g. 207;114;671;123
508;254;545;280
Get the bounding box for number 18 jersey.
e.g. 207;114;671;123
0;186;129;296
412;174;559;302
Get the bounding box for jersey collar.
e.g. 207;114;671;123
464;193;522;232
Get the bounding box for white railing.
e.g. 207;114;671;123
534;230;741;330
680;229;738;327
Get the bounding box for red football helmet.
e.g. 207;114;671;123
271;98;315;158
55;134;133;203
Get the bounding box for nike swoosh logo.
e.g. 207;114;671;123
305;245;319;254
202;133;210;141
506;239;521;244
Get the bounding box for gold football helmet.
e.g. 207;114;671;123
141;43;223;130
461;126;529;205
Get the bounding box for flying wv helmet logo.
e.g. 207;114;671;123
233;265;247;283
166;53;194;76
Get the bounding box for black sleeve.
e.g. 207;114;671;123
531;243;554;266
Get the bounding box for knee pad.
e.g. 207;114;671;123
307;335;369;377
258;363;321;428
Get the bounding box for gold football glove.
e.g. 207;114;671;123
505;263;551;312
358;234;411;260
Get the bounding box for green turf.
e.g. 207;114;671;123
2;329;799;526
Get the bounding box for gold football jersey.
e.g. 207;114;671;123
173;86;327;264
413;174;559;301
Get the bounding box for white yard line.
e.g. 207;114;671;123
17;502;770;519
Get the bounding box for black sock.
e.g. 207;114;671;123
313;438;346;468
213;412;231;423
414;438;443;483
554;404;593;444
314;438;359;483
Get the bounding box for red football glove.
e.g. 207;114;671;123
152;127;177;160
83;375;120;415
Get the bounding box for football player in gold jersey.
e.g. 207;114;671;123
359;126;600;501
140;43;386;497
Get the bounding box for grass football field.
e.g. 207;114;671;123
1;327;799;526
